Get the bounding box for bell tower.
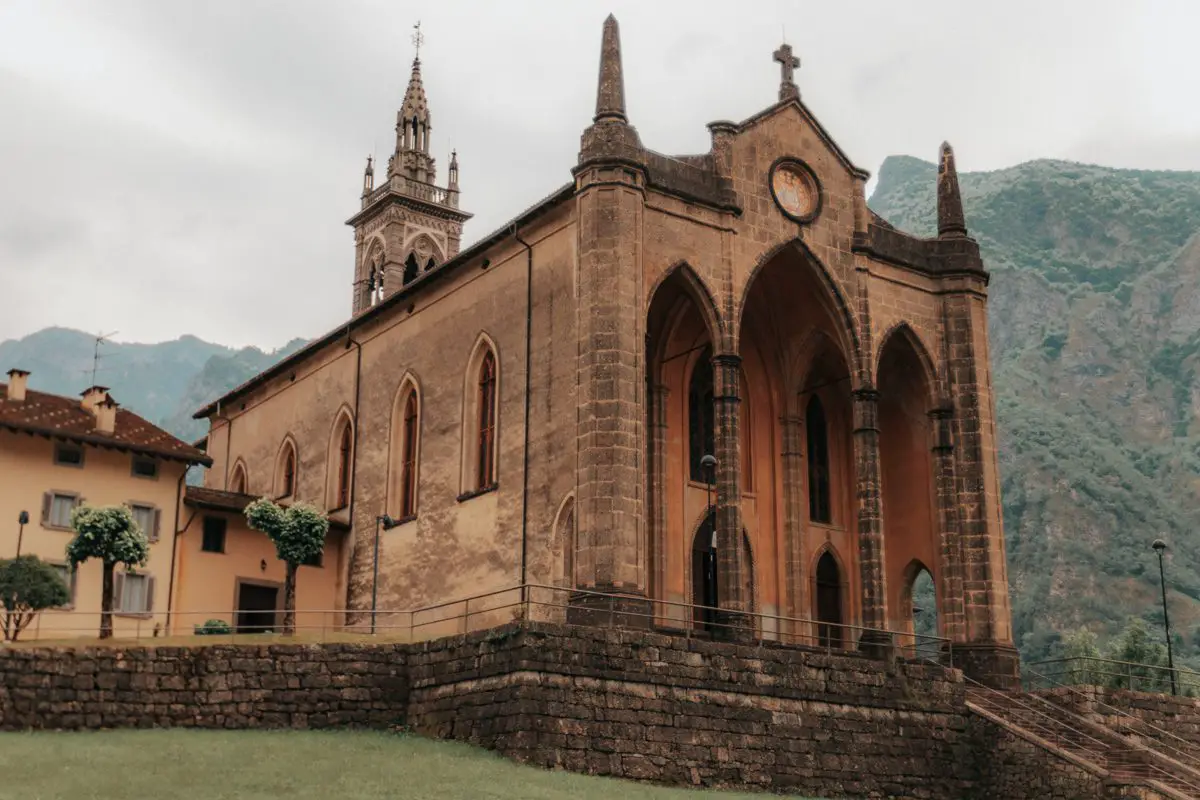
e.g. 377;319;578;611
347;22;472;314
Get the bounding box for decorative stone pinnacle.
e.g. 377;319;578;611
593;14;627;124
937;141;968;238
774;43;800;102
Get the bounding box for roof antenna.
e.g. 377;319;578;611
89;331;118;388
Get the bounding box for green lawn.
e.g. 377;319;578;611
0;730;817;800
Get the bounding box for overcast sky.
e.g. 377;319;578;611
2;0;1198;350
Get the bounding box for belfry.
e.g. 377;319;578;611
348;23;471;314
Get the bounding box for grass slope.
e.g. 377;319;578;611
0;730;819;800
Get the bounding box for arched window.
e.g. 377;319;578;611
277;441;297;499
477;351;497;489
806;395;832;523
400;391;419;517
229;462;247;494
336;423;352;509
403;253;419;284
688;346;715;483
909;564;940;660
425;257;436;272
815;551;843;648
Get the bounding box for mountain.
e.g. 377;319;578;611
870;156;1200;665
0;328;306;445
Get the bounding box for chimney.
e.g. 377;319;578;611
80;385;111;412
6;369;29;401
95;397;118;435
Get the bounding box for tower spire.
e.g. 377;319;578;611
593;14;627;124
937;142;968;238
391;26;435;184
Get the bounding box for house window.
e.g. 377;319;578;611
806;395;832;524
401;391;419;517
201;516;227;553
54;443;84;468
117;572;153;615
131;456;158;479
335;422;352;510
688;347;715;483
477;350;497;489
130;503;159;543
49;563;76;607
43;492;78;529
302;550;323;568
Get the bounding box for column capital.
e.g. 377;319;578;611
711;352;743;368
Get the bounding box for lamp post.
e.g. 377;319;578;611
700;454;718;629
1152;538;1177;696
371;514;399;634
15;510;29;558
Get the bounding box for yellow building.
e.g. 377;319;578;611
0;369;350;641
0;369;207;639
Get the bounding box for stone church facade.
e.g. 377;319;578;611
195;16;1017;684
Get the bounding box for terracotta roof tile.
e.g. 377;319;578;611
183;486;257;512
0;382;211;465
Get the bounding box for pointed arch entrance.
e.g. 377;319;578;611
814;550;844;648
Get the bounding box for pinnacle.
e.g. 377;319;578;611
593;14;627;124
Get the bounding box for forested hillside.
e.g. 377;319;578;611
871;157;1200;664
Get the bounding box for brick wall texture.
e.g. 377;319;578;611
0;623;1136;799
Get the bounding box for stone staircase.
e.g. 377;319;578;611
967;680;1200;799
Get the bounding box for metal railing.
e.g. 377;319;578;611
1024;662;1200;775
1027;656;1200;696
7;583;950;660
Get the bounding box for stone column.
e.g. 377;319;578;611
780;414;807;639
712;352;749;636
930;407;967;645
852;388;889;646
647;384;669;623
944;291;1020;688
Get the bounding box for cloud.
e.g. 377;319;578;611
1;0;1197;348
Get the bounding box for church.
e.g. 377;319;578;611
193;15;1017;685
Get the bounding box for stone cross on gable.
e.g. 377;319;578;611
773;43;800;102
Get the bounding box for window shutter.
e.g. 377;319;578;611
41;492;51;524
114;572;126;613
151;508;162;543
145;575;156;614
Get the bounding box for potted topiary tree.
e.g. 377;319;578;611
244;499;328;635
66;504;149;639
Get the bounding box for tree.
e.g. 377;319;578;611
1106;617;1169;692
66;505;149;639
0;555;71;642
1059;627;1103;686
244;499;328;635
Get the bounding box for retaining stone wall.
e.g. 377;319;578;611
0;622;1143;799
0;642;408;730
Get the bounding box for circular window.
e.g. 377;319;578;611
769;158;822;223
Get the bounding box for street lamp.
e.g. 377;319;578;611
1152;538;1177;696
371;514;400;634
15;510;29;558
700;454;718;629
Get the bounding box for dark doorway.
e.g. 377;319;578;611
236;583;279;633
815;551;843;648
691;512;718;632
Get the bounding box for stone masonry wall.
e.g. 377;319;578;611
968;713;1108;800
0;643;408;730
405;623;976;798
1037;686;1200;750
0;623;1137;799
